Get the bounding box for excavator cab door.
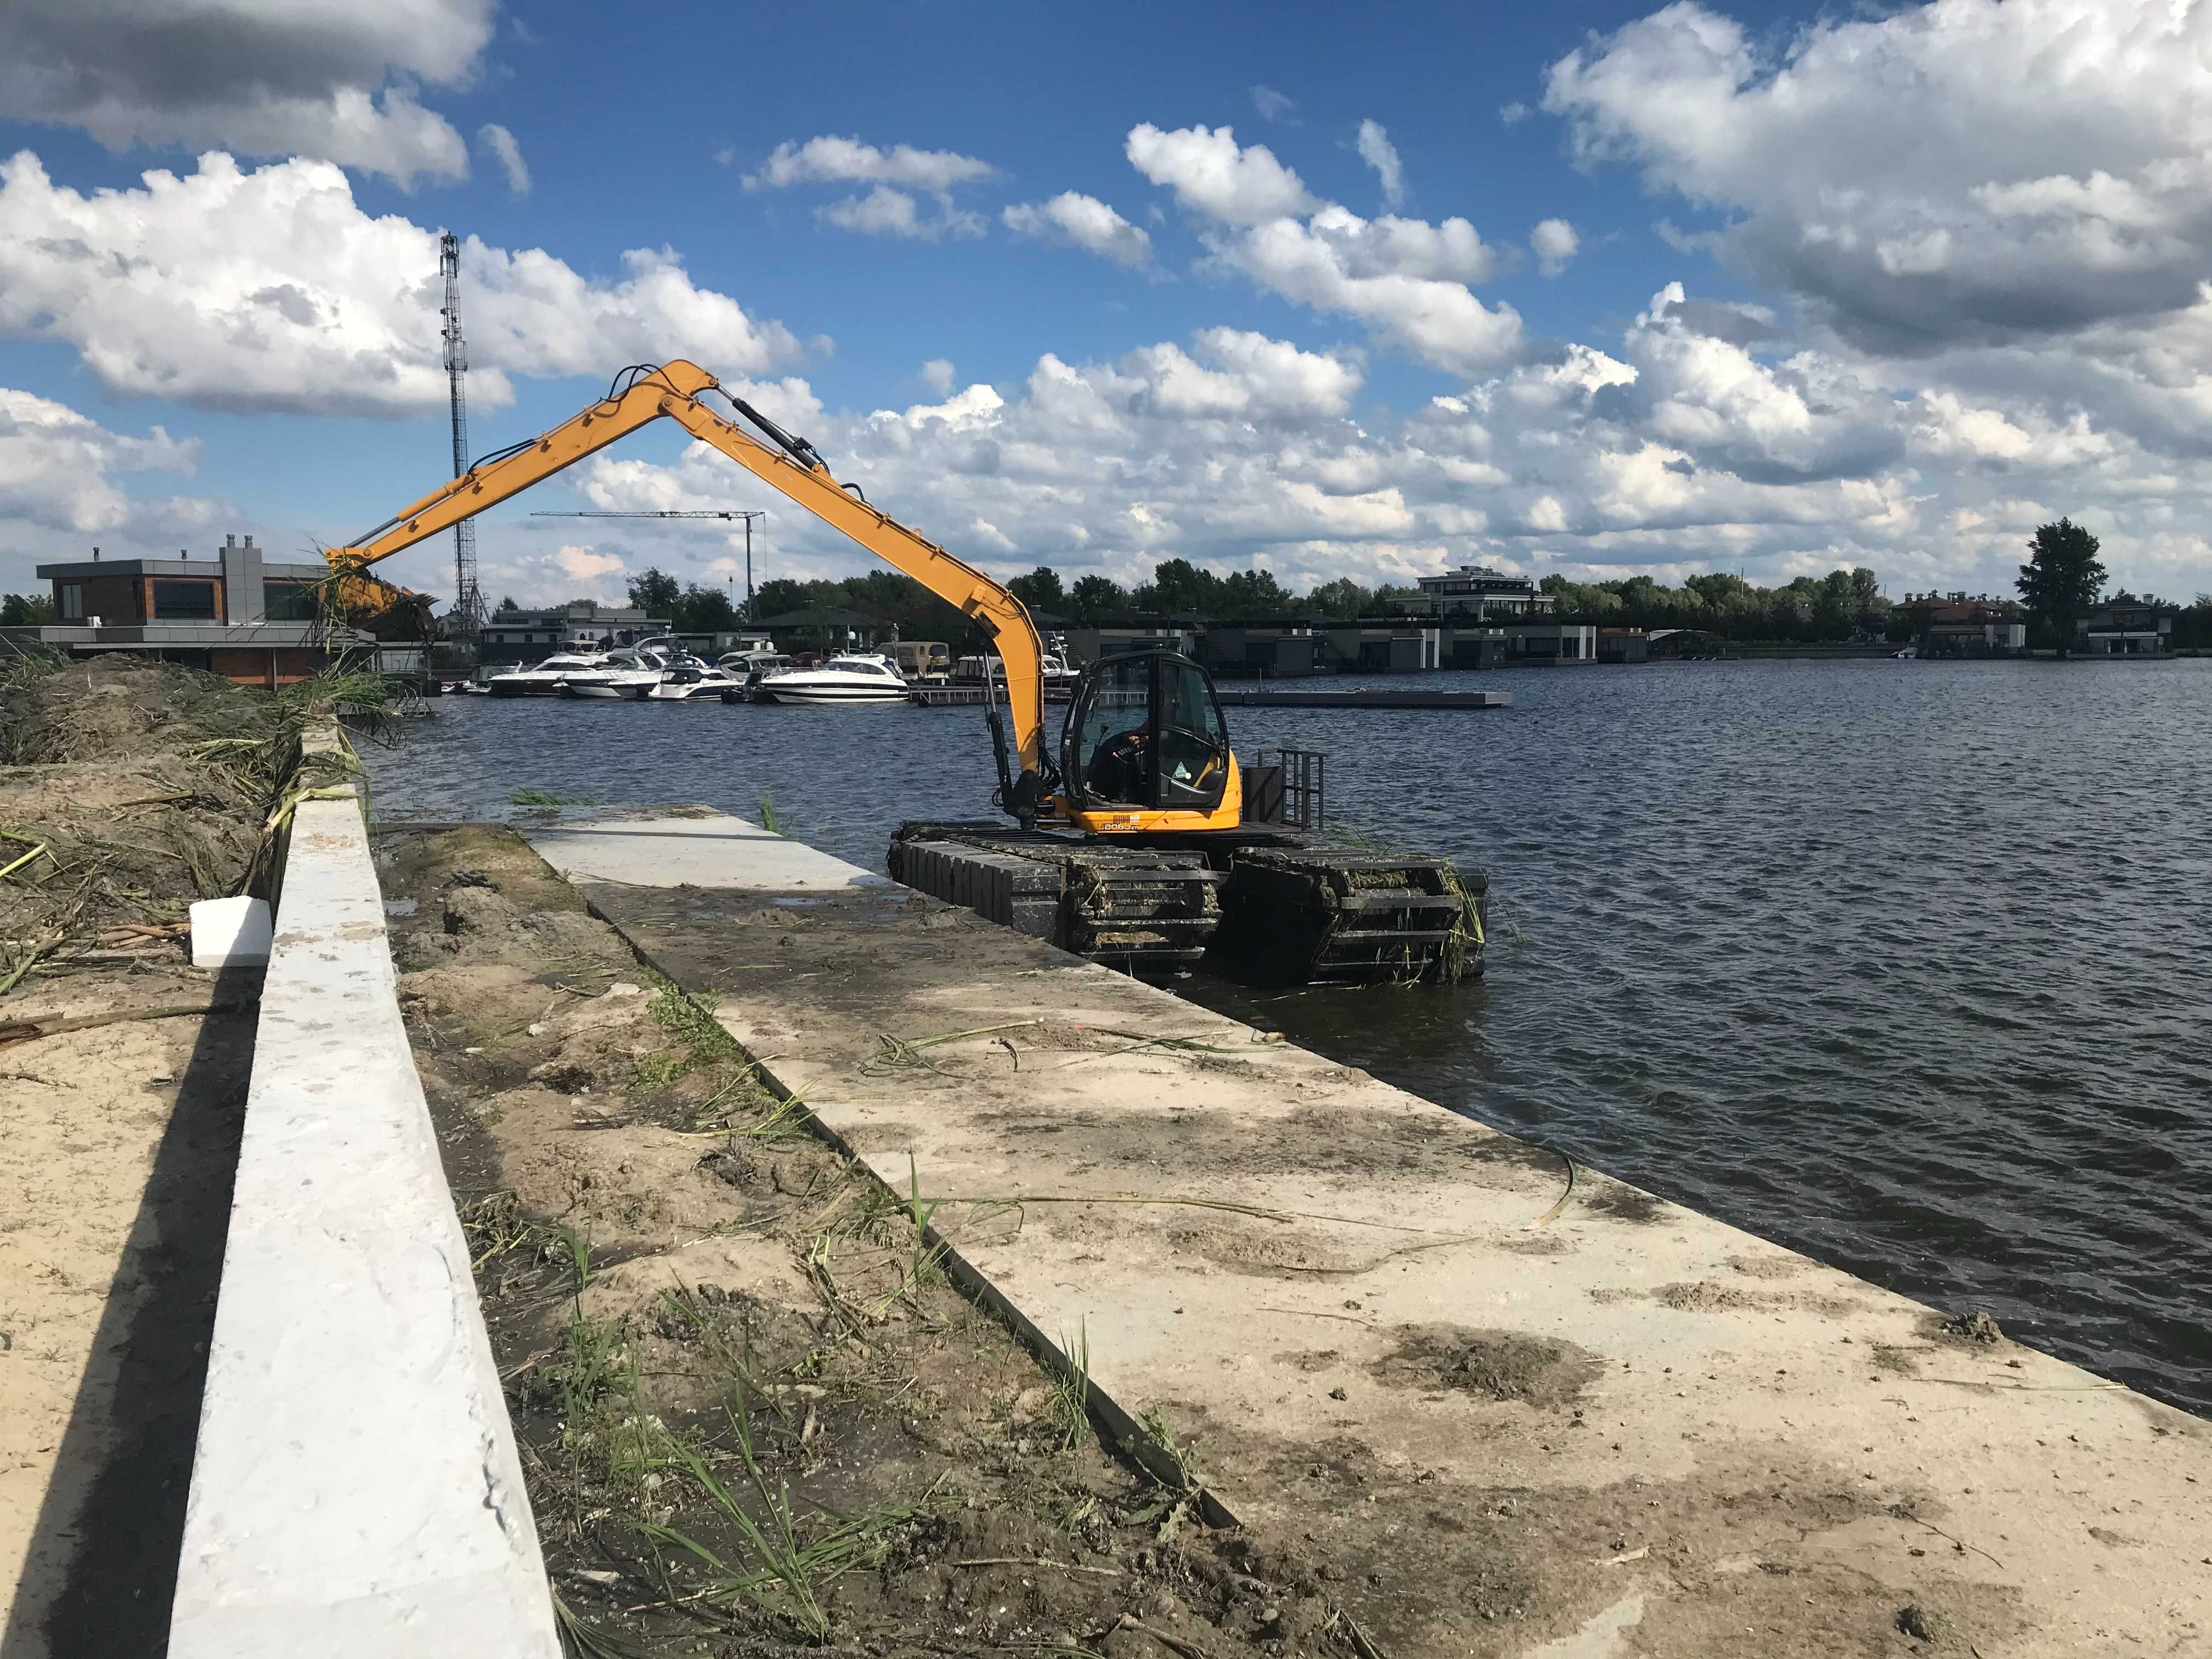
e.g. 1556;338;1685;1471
1060;650;1232;816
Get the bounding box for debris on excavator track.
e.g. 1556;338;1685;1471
1214;846;1481;984
887;822;1481;985
888;823;1222;977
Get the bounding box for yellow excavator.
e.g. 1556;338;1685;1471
325;360;1477;981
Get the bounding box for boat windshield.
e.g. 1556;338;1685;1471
825;656;895;675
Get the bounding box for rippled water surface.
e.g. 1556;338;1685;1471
366;659;2212;1410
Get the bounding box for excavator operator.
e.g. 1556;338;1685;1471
1086;720;1152;804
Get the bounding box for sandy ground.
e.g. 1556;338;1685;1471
377;821;1451;1659
0;966;252;1658
1;657;293;1656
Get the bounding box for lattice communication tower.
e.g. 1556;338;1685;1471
440;232;484;640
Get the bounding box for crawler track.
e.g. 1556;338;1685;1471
888;822;1480;984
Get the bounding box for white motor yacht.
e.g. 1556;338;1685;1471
560;647;668;698
754;652;912;705
636;656;744;700
485;650;611;696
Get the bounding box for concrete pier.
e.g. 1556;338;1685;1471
528;808;2212;1658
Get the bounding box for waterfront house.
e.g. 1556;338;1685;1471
479;601;669;666
1894;592;2028;657
1391;563;1557;620
2074;595;2176;655
24;536;376;686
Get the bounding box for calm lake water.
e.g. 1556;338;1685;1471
366;658;2212;1412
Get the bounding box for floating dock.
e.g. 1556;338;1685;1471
522;808;2212;1659
906;684;1073;706
1215;685;1511;709
902;685;1510;710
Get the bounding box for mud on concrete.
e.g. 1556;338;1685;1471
381;823;1469;1659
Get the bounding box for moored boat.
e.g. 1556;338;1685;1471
636;656;743;699
753;652;912;705
485;650;611;696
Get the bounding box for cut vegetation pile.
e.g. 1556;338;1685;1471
380;823;1395;1659
0;652;380;995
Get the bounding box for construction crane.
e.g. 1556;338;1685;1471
438;234;484;642
320;360;1477;982
530;509;765;620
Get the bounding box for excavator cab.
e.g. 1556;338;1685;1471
1060;649;1233;817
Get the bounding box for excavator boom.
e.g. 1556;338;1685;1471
327;360;1057;807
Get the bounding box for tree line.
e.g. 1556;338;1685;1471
499;548;2212;651
1535;568;1895;642
52;520;2194;654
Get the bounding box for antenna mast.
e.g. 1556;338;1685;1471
440;232;484;641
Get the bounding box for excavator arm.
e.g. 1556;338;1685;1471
326;360;1053;810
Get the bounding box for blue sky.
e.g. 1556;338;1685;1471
3;0;2209;608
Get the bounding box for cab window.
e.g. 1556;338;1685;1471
1154;658;1228;809
1070;654;1152;806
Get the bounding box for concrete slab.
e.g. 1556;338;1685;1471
170;771;560;1657
532;810;2212;1659
527;809;888;891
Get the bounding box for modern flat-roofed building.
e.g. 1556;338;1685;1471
2075;595;2175;656
1392;565;1556;620
26;535;376;686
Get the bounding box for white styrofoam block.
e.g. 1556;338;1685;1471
190;895;273;968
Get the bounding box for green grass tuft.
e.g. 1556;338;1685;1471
1049;1319;1093;1450
642;1387;917;1642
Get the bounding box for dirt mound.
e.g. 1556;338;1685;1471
1;653;251;768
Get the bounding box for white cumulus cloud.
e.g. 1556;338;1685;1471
0;150;805;417
1355;120;1406;208
554;544;624;580
1128;124;1518;375
0;387;204;535
1125;123;1319;224
478;122;529;194
743;135;997;196
1249;86;1299;123
817;184;984;241
1532;218;1579;276
420;275;2212;612
1207;207;1517;375
1002;192;1153;268
1544;0;2212;352
0;0;494;185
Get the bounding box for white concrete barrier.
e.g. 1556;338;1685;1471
168;763;560;1657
